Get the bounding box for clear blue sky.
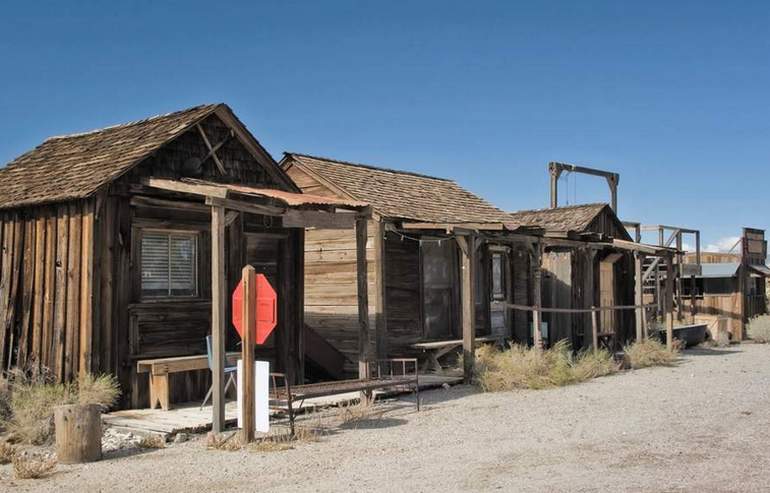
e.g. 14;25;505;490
1;1;768;250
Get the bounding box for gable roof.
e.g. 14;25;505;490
281;153;514;224
0;103;293;210
507;203;629;240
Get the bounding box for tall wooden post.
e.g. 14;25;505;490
458;235;477;383
591;307;598;351
531;241;543;349
665;253;675;351
211;205;226;432
675;234;683;321
240;265;256;443
634;252;644;341
355;217;370;379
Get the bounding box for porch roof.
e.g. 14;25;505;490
144;177;370;218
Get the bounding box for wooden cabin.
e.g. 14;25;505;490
0;105;368;411
281;153;544;376
507;203;662;350
681;228;769;339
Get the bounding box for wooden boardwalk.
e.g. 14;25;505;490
104;373;462;438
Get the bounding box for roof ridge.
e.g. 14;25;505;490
45;103;220;141
285;152;452;182
508;202;608;214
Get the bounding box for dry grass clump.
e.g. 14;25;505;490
338;398;383;425
2;369;72;445
76;374;120;409
206;431;243;451
624;339;678;369
12;452;57;479
137;434;166;449
572;349;618;380
0;441;16;464
474;340;617;392
747;315;770;343
1;368;121;445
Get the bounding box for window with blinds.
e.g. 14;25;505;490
140;231;198;298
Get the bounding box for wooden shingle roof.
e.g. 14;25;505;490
0;103;289;210
507;203;609;234
282;153;513;224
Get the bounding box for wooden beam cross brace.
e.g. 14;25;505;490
197;124;228;175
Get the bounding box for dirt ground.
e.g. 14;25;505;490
4;343;770;492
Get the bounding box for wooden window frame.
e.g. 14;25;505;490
138;228;200;301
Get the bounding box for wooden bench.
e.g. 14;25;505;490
270;359;419;435
136;352;240;410
412;336;503;372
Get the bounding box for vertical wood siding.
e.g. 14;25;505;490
0;199;99;379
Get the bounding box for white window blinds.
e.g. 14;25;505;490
141;232;198;298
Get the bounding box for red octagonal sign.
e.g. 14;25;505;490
232;273;278;345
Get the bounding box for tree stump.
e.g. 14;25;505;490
54;404;102;463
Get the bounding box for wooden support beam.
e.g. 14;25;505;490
205;197;285;217
372;220;388;358
197;124;227;175
634;252;644;341
240;265;256;444
355;218;370;379
79;202;95;377
665;254;675;351
211;205;226;432
591;307;598;351
531;242;543;350
676;234;683;321
457;235;477;382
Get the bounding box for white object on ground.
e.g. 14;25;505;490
236;359;270;433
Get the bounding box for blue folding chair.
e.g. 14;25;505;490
200;335;238;409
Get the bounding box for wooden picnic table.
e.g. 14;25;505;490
136;352;240;411
411;336;503;372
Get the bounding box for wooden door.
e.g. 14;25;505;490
421;240;459;340
488;249;512;338
599;254;622;333
244;232;284;362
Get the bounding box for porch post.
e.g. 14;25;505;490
211;205;226;432
531;240;543;350
356;217;370;379
634;252;644;341
457;234;477;383
665;252;675;351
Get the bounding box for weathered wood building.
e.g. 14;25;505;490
281;153;544;376
507;203;670;349
0;105;368;410
681;228;769;339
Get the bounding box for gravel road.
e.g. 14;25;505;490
5;344;770;492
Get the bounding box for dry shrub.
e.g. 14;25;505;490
624;339;678;369
572;349;618;380
206;432;242;451
0;374;11;426
248;425;321;453
474;340;612;392
12;452;57;479
747;315;770;343
3;369;73;445
0;441;16;464
76;374;120;409
137;434;166;449
293;425;322;442
1;369;121;445
338;398;383;424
